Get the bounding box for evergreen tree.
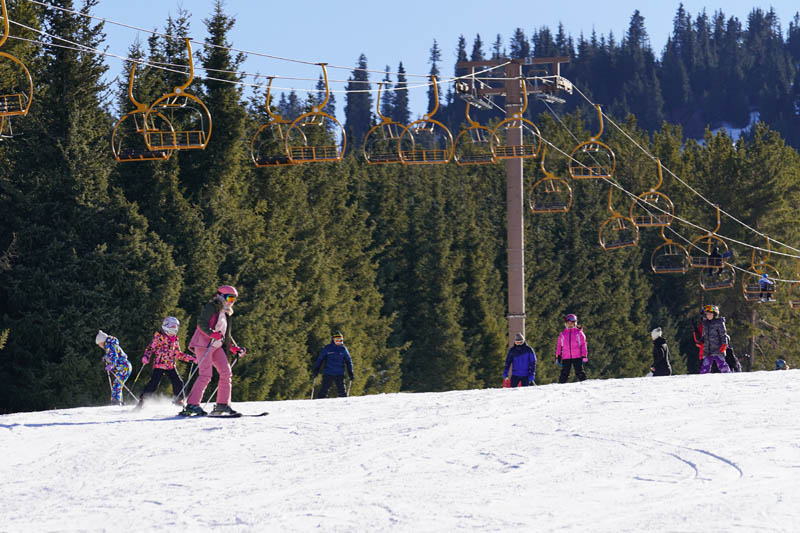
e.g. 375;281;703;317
344;54;372;153
427;40;441;113
391;61;410;125
471;34;485;61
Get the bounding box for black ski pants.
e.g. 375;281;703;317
142;368;184;397
510;375;532;387
559;359;587;383
318;374;347;398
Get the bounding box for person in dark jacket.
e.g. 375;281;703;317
503;332;537;387
312;331;354;398
650;327;672;376
701;304;731;373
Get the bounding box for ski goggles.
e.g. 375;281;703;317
221;294;237;303
333;336;344;343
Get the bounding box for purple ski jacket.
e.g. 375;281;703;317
556;327;588;360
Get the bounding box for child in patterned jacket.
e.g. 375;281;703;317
95;330;132;405
137;316;194;408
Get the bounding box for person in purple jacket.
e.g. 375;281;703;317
503;332;537;387
555;314;588;383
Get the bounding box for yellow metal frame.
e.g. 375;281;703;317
285;63;346;163
569;105;615;179
399;76;453;164
453;101;498;165
699;265;735;291
528;144;572;214
251;77;295;167
362;82;404;164
598;185;639;251
0;0;33;118
741;238;778;302
111;63;174;162
689;206;729;268
143;38;212;151
490;80;542;160
650;227;689;274
630;159;674;227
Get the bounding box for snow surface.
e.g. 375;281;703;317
2;370;799;532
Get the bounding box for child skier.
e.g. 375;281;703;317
312;331;354;398
650;327;672;376
181;285;246;417
137;316;194;409
503;332;537;387
95;330;132;405
555;314;588;383
701;304;731;373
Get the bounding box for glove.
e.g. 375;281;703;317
210;331;223;341
720;344;727;354
105;363;113;372
231;346;246;357
312;372;318;379
141;356;149;365
582;357;588;363
502;378;511;388
556;355;562;364
349;374;355;381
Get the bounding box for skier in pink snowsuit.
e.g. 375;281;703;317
181;285;246;416
555;314;588;383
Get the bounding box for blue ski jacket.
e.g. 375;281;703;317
503;343;537;380
313;342;354;378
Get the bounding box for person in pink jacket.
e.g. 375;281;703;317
555;313;588;383
180;285;246;417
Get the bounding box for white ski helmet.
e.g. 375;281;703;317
162;316;180;336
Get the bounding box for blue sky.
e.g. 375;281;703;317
90;1;800;120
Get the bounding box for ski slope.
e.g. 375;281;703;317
1;370;799;532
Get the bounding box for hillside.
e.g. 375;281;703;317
1;371;798;532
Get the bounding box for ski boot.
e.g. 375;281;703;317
209;403;241;418
179;404;207;417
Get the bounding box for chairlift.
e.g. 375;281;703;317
650;227;690;274
0;0;33;119
699;265;735;291
490;79;542;160
689;206;730;268
742;239;778;303
569;105;615;179
143;38;212;151
250;77;295;167
528;144;572;214
598;185;639;251
399;76;453;164
630;159;674;227
362;82;404;164
111;63;173;162
285;63;346;163
453;100;498;165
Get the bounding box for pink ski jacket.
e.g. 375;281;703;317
143;331;193;370
556;327;588;360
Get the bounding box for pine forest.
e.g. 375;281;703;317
2;0;800;413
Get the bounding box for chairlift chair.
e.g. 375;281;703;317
143;38;212;151
569;105;615;179
689;206;730;268
528;144;572;214
453;101;498;165
0;0;33;119
111;63;173;162
630;159;675;227
362;82;404;164
285;64;346;163
399;76;453;164
741;264;779;303
490;79;542;160
699;265;736;291
650;228;690;274
598;185;639;251
251;78;295;167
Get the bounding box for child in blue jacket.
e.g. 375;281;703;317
503;332;537;387
312;331;354;398
95;330;132;405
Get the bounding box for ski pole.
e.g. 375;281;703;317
201;356;240;408
310;376;317;399
132;363;146;386
175;338;215;401
106;371;113;400
346;379;352;397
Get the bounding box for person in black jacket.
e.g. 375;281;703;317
650;327;672;377
312;331;354;398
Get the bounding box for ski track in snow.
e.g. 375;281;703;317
1;371;799;532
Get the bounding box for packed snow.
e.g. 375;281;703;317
1;370;799;532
